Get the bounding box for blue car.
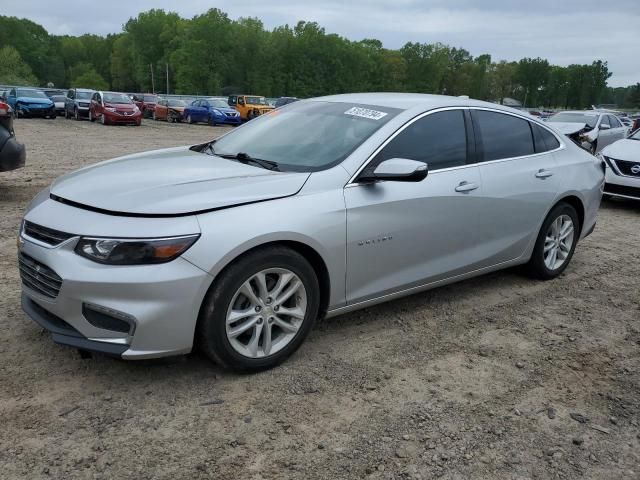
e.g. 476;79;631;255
184;98;241;126
6;88;56;119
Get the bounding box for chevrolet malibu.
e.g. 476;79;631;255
19;94;604;371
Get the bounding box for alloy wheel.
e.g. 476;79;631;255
225;268;307;358
543;214;574;271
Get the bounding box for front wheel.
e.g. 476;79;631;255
186;114;193;124
197;246;320;372
526;203;579;280
88;110;94;122
75;108;80;121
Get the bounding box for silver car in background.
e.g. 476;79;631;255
599;128;640;200
64;87;95;120
546;110;628;153
19;93;604;371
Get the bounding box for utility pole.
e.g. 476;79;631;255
150;63;155;93
166;63;169;95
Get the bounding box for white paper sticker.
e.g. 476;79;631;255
344;107;388;120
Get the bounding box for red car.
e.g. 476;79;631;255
89;91;142;126
132;93;158;118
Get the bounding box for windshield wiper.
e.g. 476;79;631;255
214;151;280;171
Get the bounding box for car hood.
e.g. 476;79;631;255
18;96;53;105
601;138;640;160
50;146;310;216
547;122;589;136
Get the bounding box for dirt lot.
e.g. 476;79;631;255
0;117;639;480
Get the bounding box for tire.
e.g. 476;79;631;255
197;246;320;372
187;115;193;124
88;110;94;122
100;114;106;125
64;108;69;119
152;111;157;121
526;202;580;280
74;108;80;121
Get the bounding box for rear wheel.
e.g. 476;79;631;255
187;114;193;124
100;114;106;125
152;111;157;121
197;246;320;372
526;203;579;280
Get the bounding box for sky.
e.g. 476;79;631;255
2;0;638;87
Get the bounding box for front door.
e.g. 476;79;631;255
345;109;490;304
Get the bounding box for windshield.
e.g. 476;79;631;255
51;96;66;102
209;101;400;172
168;99;186;107
143;95;157;102
210;99;230;108
548;112;599;128
103;93;133;104
630;129;640;140
76;91;92;100
17;89;47;99
246;96;267;105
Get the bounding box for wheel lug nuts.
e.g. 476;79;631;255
257;318;263;324
266;297;272;305
255;306;262;312
273;305;279;311
268;317;274;324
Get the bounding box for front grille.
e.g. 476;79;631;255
78;102;89;107
23;221;74;246
609;157;640;177
18;253;63;299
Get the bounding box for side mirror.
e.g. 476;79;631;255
359;158;428;183
600;123;610;130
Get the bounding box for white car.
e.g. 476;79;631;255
546;111;628;153
600;128;640;200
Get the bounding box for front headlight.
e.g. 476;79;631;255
133;106;140;113
212;109;222;116
75;234;200;265
105;107;116;112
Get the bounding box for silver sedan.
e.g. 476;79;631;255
19;93;604;371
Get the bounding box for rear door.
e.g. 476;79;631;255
607;115;627;142
345;108;490;304
472;109;560;264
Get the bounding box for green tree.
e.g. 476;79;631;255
0;45;38;85
72;68;109;90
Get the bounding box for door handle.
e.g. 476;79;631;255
535;169;554;179
455;181;479;193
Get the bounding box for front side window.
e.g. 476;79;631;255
373;110;468;171
473;110;534;161
608;115;621;128
209;101;400;172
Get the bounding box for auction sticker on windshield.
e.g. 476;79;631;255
344;107;388;120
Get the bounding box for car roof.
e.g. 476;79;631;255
310;92;528;114
73;88;95;92
552;110;601;115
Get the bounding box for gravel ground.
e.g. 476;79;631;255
1;117;639;480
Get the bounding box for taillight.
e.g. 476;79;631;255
0;101;8;116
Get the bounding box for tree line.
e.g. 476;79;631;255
0;9;638;109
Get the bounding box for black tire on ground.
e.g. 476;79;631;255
75;108;80;121
64;108;69;119
187;115;193;124
197;246;320;372
526;202;580;280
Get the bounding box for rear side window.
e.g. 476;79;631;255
473;110;535;161
532;124;561;153
374;110;467;171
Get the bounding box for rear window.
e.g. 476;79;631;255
532;124;561;153
473;110;534;161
